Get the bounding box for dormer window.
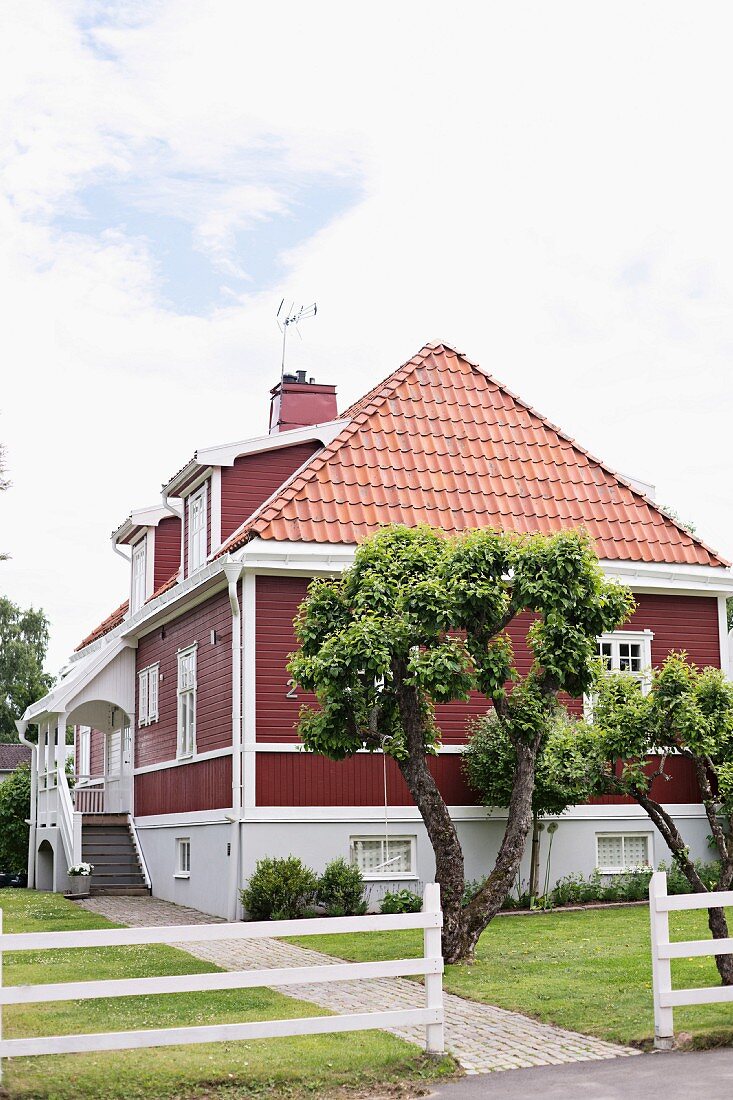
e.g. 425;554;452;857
131;538;147;613
188;485;208;573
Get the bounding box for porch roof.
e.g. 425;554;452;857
20;635;133;726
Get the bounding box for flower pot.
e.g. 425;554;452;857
68;876;90;896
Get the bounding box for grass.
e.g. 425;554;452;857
287;904;733;1048
0;891;455;1100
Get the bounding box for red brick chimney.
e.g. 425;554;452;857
269;371;338;434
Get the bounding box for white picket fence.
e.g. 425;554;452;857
0;883;444;1081
649;870;733;1047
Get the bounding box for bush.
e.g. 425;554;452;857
0;763;31;873
317;858;367;916
659;859;721;894
379;888;423;914
240;856;318;921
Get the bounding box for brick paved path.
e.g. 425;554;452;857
80;895;637;1074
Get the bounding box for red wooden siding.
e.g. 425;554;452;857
256;752;475;806
135;588;233;767
590;754;701;805
89;729;105;777
625;593;720;668
256;575;318;742
220;443;320;541
135;755;231;816
153;516;181;590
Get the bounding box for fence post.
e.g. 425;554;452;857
422;882;444;1055
649;871;674;1049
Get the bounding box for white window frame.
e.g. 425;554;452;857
350;835;417;881
175;837;191;879
176;645;197;760
187;484;208;574
596;832;653;875
597;630;653;690
130;537;147;613
138;663;159;726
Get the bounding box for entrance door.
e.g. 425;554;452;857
105;722;132;812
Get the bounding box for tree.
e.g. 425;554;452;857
592;652;733;984
289;524;633;961
0;762;31;872
464;710;603;903
0;598;54;743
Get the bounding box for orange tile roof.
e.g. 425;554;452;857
220;343;727;568
74;600;128;651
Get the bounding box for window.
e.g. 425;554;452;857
350;836;415;879
187;485;208;573
596;833;651;873
175;837;191;878
177;646;197;759
138;664;159;725
131;538;147;613
596;631;652;688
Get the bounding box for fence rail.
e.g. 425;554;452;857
0;883;444;1080
649;870;733;1048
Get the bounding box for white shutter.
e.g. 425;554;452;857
138;670;149;725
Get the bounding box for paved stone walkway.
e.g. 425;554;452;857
80;895;637;1075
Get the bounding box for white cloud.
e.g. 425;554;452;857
2;0;733;671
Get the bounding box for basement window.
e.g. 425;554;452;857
175;837;191;879
350;836;416;880
596;833;651;874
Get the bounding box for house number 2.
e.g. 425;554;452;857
285;678;298;700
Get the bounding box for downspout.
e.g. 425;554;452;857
223;559;244;922
16;718;37;888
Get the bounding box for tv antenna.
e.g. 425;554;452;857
276;300;318;379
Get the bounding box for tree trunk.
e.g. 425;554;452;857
633;788;733;985
393;678;467;962
528;812;541;905
456;735;542;959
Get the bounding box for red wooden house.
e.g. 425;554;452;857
19;343;733;916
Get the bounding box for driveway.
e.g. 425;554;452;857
430;1049;733;1098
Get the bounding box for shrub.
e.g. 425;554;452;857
379;888;423;914
317;858;367;916
240;856;318;921
0;763;31;873
659;859;721;894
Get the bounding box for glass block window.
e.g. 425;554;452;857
176;837;191;877
350;836;415;879
131;538;147;613
597;833;651;873
187;485;208;573
177;646;197;759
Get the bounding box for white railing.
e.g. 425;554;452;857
73;779;105;814
0;884;443;1080
128;818;152;891
56;767;80;869
649;870;733;1048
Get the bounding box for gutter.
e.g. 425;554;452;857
15;719;37;888
223;559;244;922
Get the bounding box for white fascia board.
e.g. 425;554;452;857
235;537;357;575
600;559;733;596
112;505;172;544
197;419;350;469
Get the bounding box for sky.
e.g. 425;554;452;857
2;1;733;673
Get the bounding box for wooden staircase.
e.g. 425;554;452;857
81;814;149;896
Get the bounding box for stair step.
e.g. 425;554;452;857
90;886;150;896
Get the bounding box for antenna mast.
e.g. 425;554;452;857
276;300;318;379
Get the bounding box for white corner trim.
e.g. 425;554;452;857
717;595;730;679
210;467;222;551
242;573;257;813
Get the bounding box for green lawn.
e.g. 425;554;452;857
288;904;733;1048
0;890;455;1100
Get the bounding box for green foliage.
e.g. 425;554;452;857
240;856;319;921
289;524;633;761
379;889;423;913
0;762;31;872
316;858;368;916
0;597;54;742
657;859;721;894
464;709;604;816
